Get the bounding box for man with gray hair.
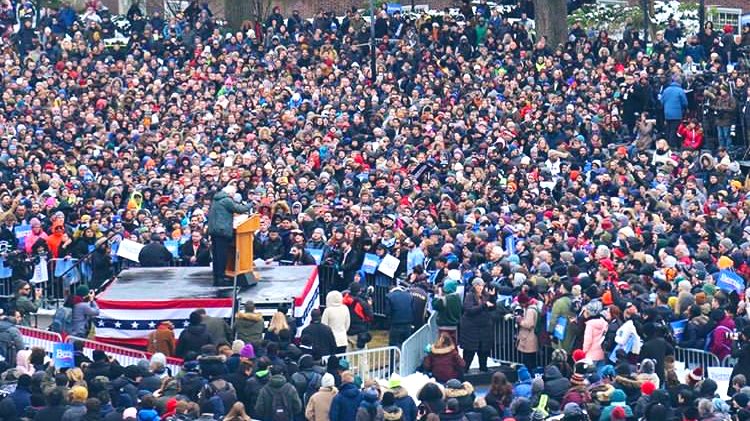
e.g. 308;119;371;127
207;184;250;285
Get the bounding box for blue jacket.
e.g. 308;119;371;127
661;82;688;121
330;383;363;421
10;387;30;415
392;387;418;421
385;288;414;326
513;380;532;399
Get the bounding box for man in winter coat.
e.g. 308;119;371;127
543;365;571;403
254;365;302;421
660;75;688;147
235;301;264;345
387;376;418;421
291;354;324;405
432;278;462;344
70;285;99;337
322;291;350;353
385;284;414;348
147;321;176;357
0;313;24;360
713;85;738;148
207;184;250;284
330;371;363;421
138;233;173;267
175;311;213;358
301;309;338;359
514;366;533;398
305;373;337;421
549;281;576;353
197;308;230;345
343;282;373;351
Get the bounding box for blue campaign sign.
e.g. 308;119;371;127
53;343;75;369
716;269;745;293
306;248;324;265
361;253;380;274
0;258;11;278
670;319;688;343
386;3;402;14
14;225;30;248
164;240;180;258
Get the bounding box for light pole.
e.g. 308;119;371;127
699;0;706;35
641;0;649;45
370;0;377;82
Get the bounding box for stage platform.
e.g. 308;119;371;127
93;265;319;347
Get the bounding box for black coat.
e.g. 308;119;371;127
33;405;66;421
340;248;363;286
301;321;338;358
179;241;211;266
731;339;750;395
175;324;212;358
138;242;173;267
459;291;496;351
639;337;674;384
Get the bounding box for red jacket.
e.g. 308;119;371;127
678;124;704;149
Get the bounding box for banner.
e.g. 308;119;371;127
306;248;324;265
670;319;688;343
716;269;745;293
377;254;400;278
361;253;380;274
53;343;75;369
116;239;144;262
30;256;48;283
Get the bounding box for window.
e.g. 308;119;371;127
709;7;742;34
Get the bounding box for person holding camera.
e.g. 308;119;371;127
713;85;738;149
11;281;40;327
460;278;497;372
70;285;99;337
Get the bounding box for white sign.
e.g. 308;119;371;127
377;254;400;278
30;256;48;283
116;239;145;262
707;366;733;400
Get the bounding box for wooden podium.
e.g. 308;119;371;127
226;214;260;277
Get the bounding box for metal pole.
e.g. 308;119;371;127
699;0;706;36
369;0;377;82
641;0;649;45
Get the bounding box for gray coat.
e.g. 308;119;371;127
207;191;250;238
0;318;24;357
203;315;231;345
71;301;99;337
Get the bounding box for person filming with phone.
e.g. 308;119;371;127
69;285;99;337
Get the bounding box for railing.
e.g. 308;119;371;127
66;335;149;367
17;325;63;354
317;264;393;317
674;346;723;370
322;346;401;380
399;313;437;375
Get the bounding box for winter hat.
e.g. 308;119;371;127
572;349;586;362
610;389;627;404
363;386;379;402
690;367;704;382
718;255;734;270
445;379;463;390
695;292;708;305
570;372;586;387
76;285;90;297
382;391;396;407
321;373;335;388
641;381;656;396
232;340;245;354
563;403;583;417
150;353;166;368
734;392;750;408
240;344;255;359
443;279;458;294
703;283;717;297
123;407;137;419
518;365;531;382
388;374;402;389
611;406;626;421
531;377;544;393
585;300;602;316
641;359;655;374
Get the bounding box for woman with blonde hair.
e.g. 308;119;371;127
223;401;251;421
265;311;290;343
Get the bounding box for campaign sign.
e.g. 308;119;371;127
53;343;75;369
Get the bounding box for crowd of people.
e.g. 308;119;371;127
0;0;750;419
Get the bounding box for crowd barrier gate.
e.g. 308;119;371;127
322;346;401;381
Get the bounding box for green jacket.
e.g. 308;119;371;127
14;295;38;327
549;295;575;352
235;311;264;344
255;374;302;419
432;293;461;329
207;191;250;238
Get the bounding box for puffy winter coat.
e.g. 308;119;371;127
542;365;570;403
305;387;337;421
582;317;608;361
330;382;363;421
235;310;264;344
322;291;350;348
660;82;687;121
516;306;538;353
175;324;212;358
423;343;465;384
207;191;250;238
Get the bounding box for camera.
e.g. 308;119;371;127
514;307;524;317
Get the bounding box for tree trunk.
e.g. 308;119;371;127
533;0;568;47
224;0;257;30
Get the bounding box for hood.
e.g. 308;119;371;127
326;290;343;306
390;386;409;399
213;191;229;201
237;311;263;321
384;406;403;421
431;343;456;355
445;382;474;398
610;389;627;404
340;382;361;398
544;365;562;380
268;374;288;388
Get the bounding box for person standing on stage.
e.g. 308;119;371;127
207;184;250;285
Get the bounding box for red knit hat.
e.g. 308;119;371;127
641;381;656;396
572;349;586;362
612;406;626;421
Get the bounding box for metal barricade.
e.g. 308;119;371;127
165;356;185;375
317;265;337;308
723;355;737;368
66;336;149;367
674;346;722;370
322;346;401;380
17;326;63;355
316;265;390;317
399;313;437;375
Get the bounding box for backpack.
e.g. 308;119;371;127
300;371;321;405
705;324;732;353
271;388;291;421
49;306;72;334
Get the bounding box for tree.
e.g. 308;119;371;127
533;0;568;47
225;0;270;30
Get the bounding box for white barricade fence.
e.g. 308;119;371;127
18;326;63;355
322;346;401;380
66;336;148;367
